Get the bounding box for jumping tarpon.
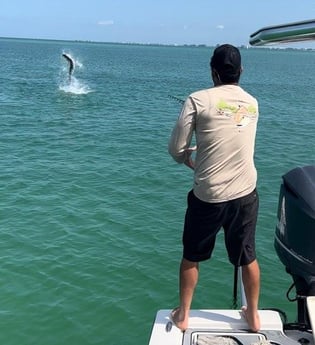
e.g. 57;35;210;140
62;53;74;80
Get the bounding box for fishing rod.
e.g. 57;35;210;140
232;266;247;309
232;266;239;309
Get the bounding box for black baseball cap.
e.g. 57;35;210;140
210;44;241;83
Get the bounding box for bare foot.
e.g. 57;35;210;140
241;306;261;332
170;307;188;332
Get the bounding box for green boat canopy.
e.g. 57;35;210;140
249;19;315;46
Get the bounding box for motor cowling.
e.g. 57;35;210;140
274;165;315;324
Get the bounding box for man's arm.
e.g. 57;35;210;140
168;97;196;165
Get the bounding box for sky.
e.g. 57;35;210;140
2;0;315;47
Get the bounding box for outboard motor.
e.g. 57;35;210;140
275;165;315;326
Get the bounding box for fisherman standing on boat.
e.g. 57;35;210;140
168;44;261;332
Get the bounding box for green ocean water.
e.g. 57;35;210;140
0;37;314;345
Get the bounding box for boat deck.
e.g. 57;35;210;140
149;309;314;345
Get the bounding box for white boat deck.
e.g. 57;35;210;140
148;309;284;345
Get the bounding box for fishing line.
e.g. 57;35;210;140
168;95;185;104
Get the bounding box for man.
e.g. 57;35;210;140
168;44;260;332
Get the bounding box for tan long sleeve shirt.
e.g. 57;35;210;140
168;84;259;203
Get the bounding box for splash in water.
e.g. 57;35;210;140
59;76;92;95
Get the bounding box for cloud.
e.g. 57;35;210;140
216;25;224;30
98;20;114;26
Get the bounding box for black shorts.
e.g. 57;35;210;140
182;189;259;266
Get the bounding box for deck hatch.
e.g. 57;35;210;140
190;332;267;345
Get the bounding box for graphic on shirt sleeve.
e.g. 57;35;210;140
216;100;258;127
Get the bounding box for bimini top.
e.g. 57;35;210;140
249;19;315;46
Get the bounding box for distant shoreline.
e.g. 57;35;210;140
1;36;314;51
0;35;212;47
